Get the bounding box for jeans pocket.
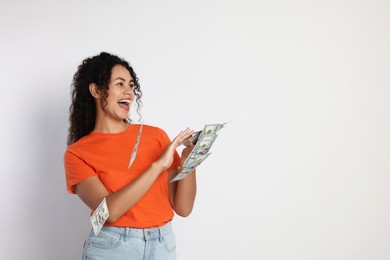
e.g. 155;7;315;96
162;232;176;253
86;230;122;249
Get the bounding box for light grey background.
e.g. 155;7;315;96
1;0;389;259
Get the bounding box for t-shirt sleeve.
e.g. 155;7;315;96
159;128;181;173
64;148;97;194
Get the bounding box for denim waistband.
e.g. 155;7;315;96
96;221;172;241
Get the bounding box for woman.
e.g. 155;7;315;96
64;52;197;259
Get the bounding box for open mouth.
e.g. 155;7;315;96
118;99;131;110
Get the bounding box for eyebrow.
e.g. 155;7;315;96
114;77;134;83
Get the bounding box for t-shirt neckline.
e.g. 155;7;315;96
90;123;138;137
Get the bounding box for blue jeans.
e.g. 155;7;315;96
82;222;176;260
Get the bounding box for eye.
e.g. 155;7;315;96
117;82;124;87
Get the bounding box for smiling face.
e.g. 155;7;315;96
91;65;135;125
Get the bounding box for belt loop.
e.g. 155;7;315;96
123;228;128;242
158;227;163;243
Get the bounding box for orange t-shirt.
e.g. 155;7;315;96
64;124;181;228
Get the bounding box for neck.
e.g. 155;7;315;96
93;117;129;134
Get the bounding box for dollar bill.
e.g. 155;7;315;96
195;136;216;154
90;198;110;236
202;124;220;136
171;167;195;182
128;123;143;169
171;122;229;182
202;121;229;136
184;153;211;168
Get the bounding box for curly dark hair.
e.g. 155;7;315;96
67;52;143;146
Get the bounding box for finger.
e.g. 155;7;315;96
171;128;191;146
177;129;193;145
184;132;194;144
173;130;185;141
182;129;194;140
178;128;191;138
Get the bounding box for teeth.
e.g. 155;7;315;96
118;100;131;103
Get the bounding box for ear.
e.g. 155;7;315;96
89;83;101;98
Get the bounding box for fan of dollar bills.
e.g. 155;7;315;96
171;121;229;182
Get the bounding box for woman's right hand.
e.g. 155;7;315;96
156;128;194;171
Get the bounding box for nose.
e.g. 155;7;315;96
124;88;134;96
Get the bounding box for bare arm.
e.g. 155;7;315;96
75;128;193;223
168;140;197;217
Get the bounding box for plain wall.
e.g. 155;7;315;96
1;0;389;259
